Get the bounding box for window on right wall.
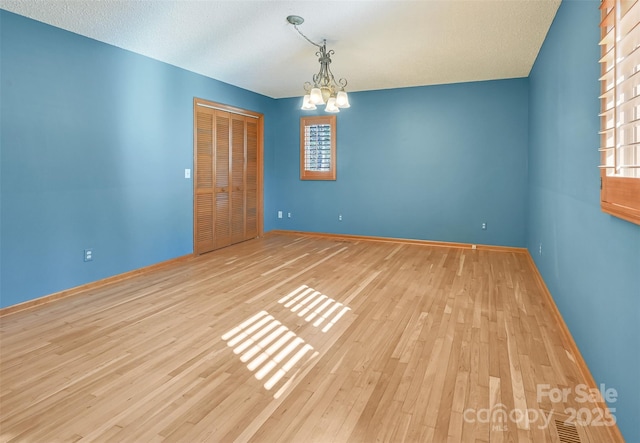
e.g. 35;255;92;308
599;0;640;225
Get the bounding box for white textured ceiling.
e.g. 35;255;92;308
0;0;561;99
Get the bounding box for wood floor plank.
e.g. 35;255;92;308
0;234;623;442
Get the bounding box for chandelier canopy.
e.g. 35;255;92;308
287;15;350;113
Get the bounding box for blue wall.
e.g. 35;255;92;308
0;11;276;308
528;2;640;441
267;80;529;247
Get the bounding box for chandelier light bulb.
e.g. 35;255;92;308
336;90;350;108
325;96;340;113
301;94;317;110
310;87;324;105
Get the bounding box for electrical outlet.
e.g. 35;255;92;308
539;243;543;255
287;212;292;218
84;248;93;262
338;214;343;221
481;222;487;230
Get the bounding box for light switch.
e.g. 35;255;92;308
185;168;191;179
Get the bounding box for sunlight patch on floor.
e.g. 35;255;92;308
222;310;314;395
279;284;351;332
221;284;351;397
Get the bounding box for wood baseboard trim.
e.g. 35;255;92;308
266;230;528;253
0;254;194;318
523;251;625;442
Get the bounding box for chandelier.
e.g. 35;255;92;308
287;15;350;113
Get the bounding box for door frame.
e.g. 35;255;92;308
193;97;264;254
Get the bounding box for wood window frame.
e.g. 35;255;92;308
599;0;640;225
300;115;337;181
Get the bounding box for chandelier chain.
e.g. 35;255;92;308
292;24;323;49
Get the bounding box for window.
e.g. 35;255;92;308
300;115;336;180
599;0;640;225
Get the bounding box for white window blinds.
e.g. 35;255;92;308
304;123;332;172
599;0;640;224
600;0;640;176
300;116;337;181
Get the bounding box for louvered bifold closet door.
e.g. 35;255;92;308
194;100;261;254
231;115;247;244
195;108;215;254
215;112;232;250
246;119;258;238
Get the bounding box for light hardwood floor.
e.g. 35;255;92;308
0;233;622;442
